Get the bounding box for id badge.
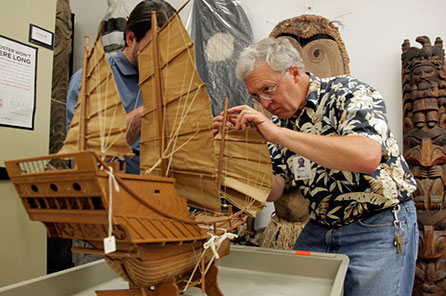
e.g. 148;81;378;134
292;156;312;180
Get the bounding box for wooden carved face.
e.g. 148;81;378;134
404;127;446;210
402;37;446;210
402;36;446;296
256;15;349;118
411;64;439;88
413;210;446;295
269;14;350;78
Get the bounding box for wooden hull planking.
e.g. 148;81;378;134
95;239;230;288
5;151;245;292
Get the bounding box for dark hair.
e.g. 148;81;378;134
124;0;177;46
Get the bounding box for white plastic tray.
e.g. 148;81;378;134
0;245;348;296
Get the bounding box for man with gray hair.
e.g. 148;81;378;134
213;37;418;295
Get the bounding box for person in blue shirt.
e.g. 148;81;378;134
66;0;176;174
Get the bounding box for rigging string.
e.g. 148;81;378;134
102;72;121;154
143;129;199;175
182;230;238;292
143;15;270;214
162;12;171;174
101;51;125;155
243;129;253;210
256;131;274;209
145;16;207;176
104;166;120;239
222;127;229;201
220;129;256;212
150;14;185;176
243;127;271;212
164;87;202;175
101;52;108;156
162;16;217;211
164;17;205;177
94;154;245;225
240;129;251;210
164;15;191;168
91;44;109;158
90;46;105;156
90;39;131;158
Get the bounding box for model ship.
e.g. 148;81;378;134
4;9;272;296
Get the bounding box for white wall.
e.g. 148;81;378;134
70;0;446;147
69;0;446;230
0;0;56;287
241;0;446;147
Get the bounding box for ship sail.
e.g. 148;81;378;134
60;36;134;159
5;6;271;294
138;13;272;215
215;129;272;216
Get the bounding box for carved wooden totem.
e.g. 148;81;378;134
270;14;350;78
51;0;72;159
402;36;446;295
47;0;75;274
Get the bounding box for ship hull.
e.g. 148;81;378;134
5;151;245;292
98;240;230;288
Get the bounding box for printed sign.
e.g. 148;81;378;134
0;35;37;129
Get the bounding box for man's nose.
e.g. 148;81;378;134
261;98;272;108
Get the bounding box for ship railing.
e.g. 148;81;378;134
17;157;75;174
5;152;102;178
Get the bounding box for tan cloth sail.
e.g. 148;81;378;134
60;38;133;158
138;14;272;215
215;129;273;216
138;14;220;212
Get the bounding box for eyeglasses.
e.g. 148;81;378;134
250;69;288;103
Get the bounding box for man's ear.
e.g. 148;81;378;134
125;30;136;46
290;64;301;82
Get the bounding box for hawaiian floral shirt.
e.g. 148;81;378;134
269;73;416;227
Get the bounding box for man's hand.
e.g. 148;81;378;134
212;113;238;136
225;105;278;142
126;106;143;145
268;175;286;202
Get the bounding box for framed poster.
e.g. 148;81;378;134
29;24;54;50
0;34;37;130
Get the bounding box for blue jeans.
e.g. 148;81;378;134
294;200;418;296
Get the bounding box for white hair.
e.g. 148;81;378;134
236;37;305;80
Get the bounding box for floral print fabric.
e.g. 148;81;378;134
269;73;416;227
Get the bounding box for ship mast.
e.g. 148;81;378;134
78;28;106;153
78;36;90;151
151;11;168;176
217;97;229;195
